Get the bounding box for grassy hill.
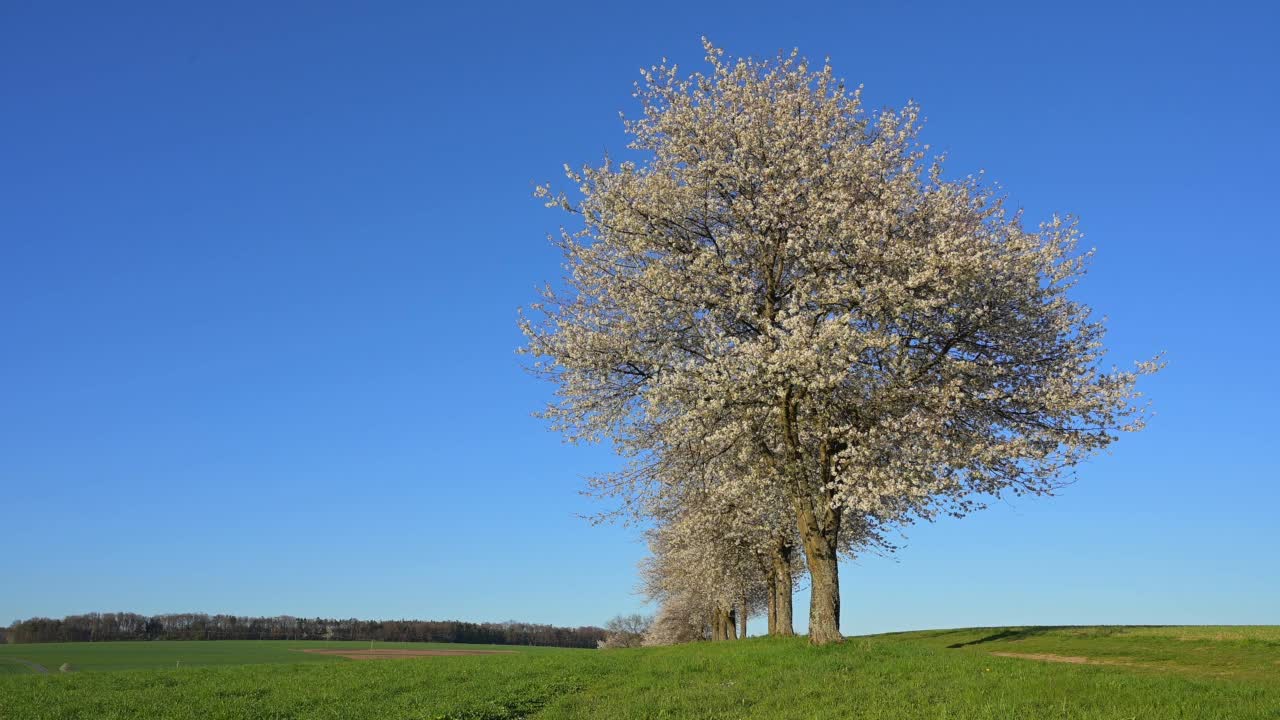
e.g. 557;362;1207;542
1;626;1276;718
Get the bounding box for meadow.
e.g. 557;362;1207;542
0;640;563;674
1;626;1277;719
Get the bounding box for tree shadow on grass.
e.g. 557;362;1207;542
945;626;1170;649
946;627;1068;649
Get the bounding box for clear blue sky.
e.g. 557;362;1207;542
2;1;1277;635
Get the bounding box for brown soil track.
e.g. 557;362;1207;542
294;648;517;660
990;652;1131;666
5;657;49;674
990;650;1279;682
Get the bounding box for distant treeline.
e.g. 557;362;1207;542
5;613;607;648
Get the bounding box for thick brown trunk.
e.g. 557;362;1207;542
777;392;841;645
712;607;735;641
739;595;748;639
727;608;737;640
771;540;795;637
766;572;778;635
797;504;842;645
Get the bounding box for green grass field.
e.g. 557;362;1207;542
1;627;1276;719
0;640;564;674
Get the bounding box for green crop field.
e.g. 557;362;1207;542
1;627;1277;719
0;640;564;674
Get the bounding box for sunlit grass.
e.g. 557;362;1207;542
0;627;1275;719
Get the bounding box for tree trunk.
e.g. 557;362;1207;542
766;571;778;635
771;540;795;637
727;608;737;640
778;393;841;645
739;595;748;640
773;389;844;640
712;607;735;641
796;504;842;645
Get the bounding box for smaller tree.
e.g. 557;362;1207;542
640;507;763;641
598;614;653;649
644;591;713;646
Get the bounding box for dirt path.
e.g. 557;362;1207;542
293;648;517;661
990;652;1130;667
988;650;1280;682
5;657;50;674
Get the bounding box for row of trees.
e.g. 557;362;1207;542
523;41;1157;645
4;613;607;648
